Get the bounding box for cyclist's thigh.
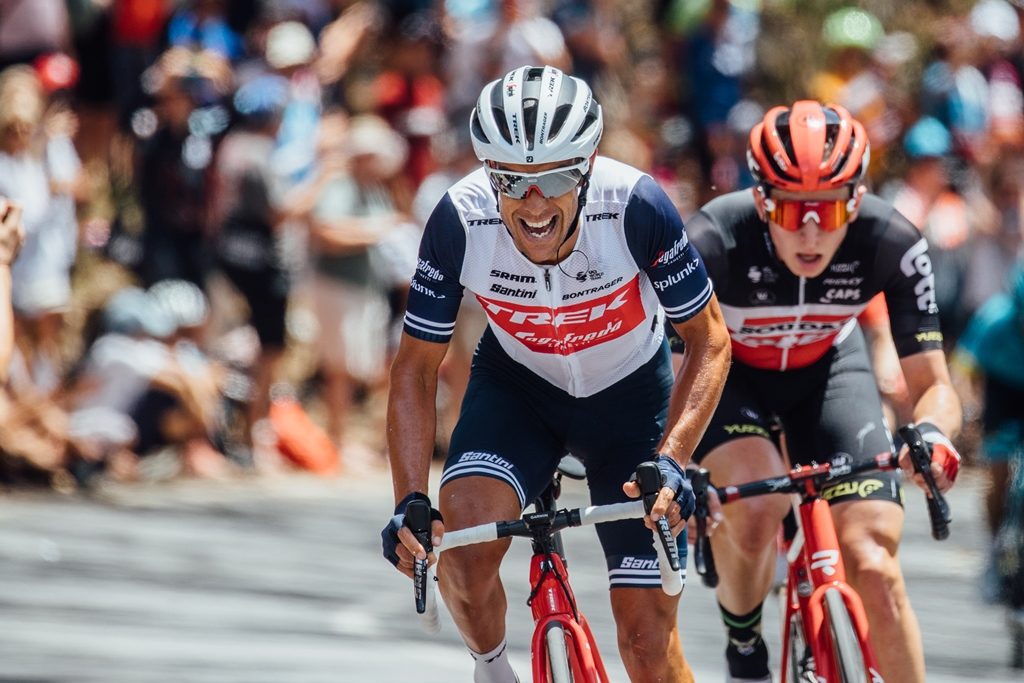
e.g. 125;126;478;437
782;329;903;508
831;498;905;556
441;343;569;513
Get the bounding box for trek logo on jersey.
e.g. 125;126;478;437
899;238;938;314
477;276;646;355
652;259;700;291
649;234;689;268
586;211;620;222
468;217;504;226
416;258;445;281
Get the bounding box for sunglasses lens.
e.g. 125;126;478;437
768;199;848;231
488;167;584;199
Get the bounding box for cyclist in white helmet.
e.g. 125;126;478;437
383;65;732;682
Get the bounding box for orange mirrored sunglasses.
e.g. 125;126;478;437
765;198;852;232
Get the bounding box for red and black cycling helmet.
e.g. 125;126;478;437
747;100;870;193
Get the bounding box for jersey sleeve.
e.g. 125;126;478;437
402;194;466;343
874;208;944;357
624;176;714;323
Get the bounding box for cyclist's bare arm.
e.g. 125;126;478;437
387;332;449;576
625;294;731;527
899;348;964;491
662;294;731;466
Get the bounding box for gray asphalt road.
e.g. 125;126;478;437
0;466;1016;682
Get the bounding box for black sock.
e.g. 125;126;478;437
720;601;769;678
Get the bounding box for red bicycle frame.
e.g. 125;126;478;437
528;551;609;683
779;490;884;682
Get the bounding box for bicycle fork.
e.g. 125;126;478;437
528;552;609;683
781;498;885;683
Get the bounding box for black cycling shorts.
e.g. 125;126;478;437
442;327;679;589
691;325;903;507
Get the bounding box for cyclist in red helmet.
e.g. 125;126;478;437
671;100;962;682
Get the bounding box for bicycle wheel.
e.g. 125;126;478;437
824;588;868;683
545;622;575;683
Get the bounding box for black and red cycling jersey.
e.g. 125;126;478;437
685;191;943;371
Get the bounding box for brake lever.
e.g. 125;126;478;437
635;461;681;572
405;499;433;613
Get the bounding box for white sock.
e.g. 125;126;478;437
470;638;519;683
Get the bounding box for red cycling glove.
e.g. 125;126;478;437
916;422;961;484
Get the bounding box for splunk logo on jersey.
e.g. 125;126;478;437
476;276;646;355
652;258;700;291
416;258;445;281
649;234;689;268
410;279;445;299
899;237;938;314
467;217;504;226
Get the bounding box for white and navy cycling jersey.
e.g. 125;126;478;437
404;156;714;397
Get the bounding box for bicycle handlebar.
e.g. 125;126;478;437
898;424;952;540
409;483;685;632
691;425;953;587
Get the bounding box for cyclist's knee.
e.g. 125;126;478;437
610;588;677;645
720;497;789;556
438;540;509;598
843;538;907;611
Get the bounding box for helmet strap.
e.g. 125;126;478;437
557;171;591;251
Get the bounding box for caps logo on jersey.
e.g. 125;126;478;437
476;276;646;355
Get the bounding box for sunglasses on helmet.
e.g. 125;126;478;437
763;195;857;232
485;159;589;199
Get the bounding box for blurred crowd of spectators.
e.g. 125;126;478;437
0;0;1021;490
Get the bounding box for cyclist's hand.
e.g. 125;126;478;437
898;423;960;494
686;481;724;542
622;454;695;537
381;494;445;579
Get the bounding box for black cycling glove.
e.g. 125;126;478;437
381;492;444;567
655;454;696;521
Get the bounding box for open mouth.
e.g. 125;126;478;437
519;216;557;241
796;253;823;266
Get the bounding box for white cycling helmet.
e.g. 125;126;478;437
470;65;603;168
